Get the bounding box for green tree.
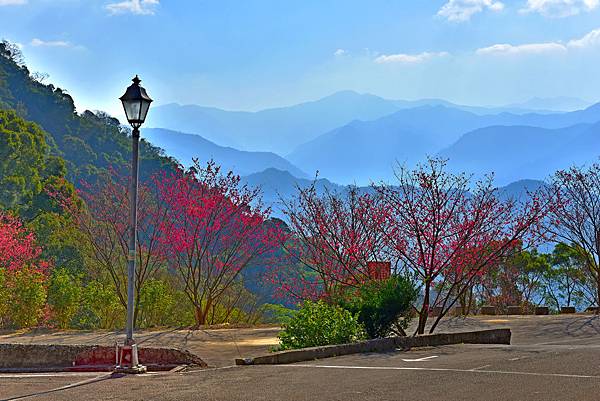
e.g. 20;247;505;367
0;106;87;278
543;243;591;310
73;280;125;329
7;266;47;328
137;279;177;328
0;109;47;211
511;249;550;311
47;268;83;328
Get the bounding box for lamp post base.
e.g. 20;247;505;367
115;343;147;374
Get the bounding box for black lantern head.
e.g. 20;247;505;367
120;75;153;128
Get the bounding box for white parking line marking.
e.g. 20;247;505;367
284;364;600;379
401;356;439;362
471;365;491;371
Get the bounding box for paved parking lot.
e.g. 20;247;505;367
2;315;600;400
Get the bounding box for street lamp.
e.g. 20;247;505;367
117;75;153;374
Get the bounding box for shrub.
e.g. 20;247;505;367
7;266;47;328
73;280;124;329
338;275;417;339
138;279;177;328
47;268;83;328
277;300;366;350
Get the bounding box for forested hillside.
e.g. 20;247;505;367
0;41;193;330
0;41;174;185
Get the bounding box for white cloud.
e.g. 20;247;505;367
0;0;27;5
476;42;567;55
30;38;72;48
568;28;600;48
374;51;449;64
521;0;599;17
476;27;600;56
437;0;505;22
106;0;159;15
334;49;347;57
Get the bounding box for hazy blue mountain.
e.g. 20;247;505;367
502;103;600;128
146;90;400;154
142;128;307;178
287;115;438;185
440;123;600;185
241;168;344;216
242;168;548;217
287;105;510;184
146;90;553;155
507;97;592;112
288;103;600;185
498;179;547;201
392;99;552;115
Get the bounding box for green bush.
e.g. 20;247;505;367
47;268;83;328
7;266;47;328
138;279;177;328
338;276;417;339
277;300;366;350
73;280;124;329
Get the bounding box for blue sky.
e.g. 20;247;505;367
2;0;600;118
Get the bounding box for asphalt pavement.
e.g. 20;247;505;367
2;315;600;400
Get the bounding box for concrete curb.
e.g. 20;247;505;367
235;328;511;365
0;344;207;372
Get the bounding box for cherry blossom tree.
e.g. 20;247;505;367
0;212;43;272
56;170;168;324
273;184;390;302
155;161;278;327
0;212;48;327
375;159;554;334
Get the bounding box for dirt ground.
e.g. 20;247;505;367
0;325;281;367
1;314;599;367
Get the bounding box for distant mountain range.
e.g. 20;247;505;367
441;122;600;184
287;103;600;184
506;96;592;112
147;91;590;155
143;90;600;190
142;128;307;178
146;91;399;154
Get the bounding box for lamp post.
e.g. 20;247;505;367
117;75;152;374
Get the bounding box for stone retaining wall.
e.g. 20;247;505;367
0;344;206;372
236;328;511;365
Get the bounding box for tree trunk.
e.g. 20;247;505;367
194;306;206;328
461;287;473;316
417;283;431;335
466;287;474;315
596;276;600;314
